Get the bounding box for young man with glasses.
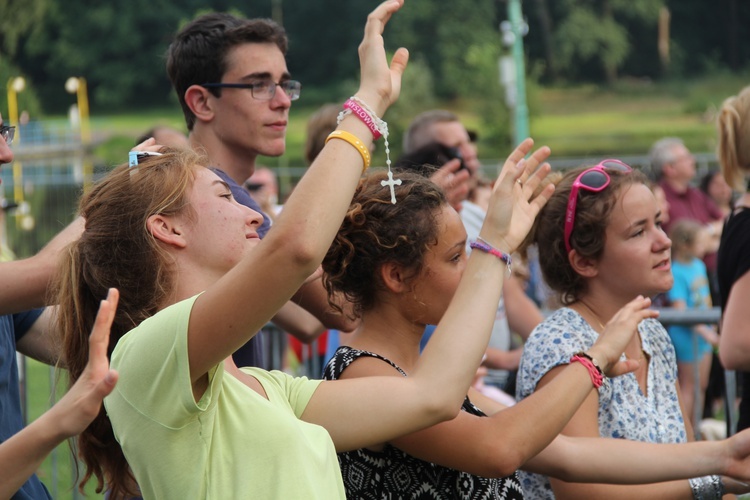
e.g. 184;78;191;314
166;14;355;368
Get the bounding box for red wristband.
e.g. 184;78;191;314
570;352;604;389
343;99;382;140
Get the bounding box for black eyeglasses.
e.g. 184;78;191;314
0;125;15;146
200;80;301;101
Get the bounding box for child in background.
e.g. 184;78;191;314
667;219;719;429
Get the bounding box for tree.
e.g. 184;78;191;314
550;0;661;83
386;0;501;99
524;0;667;83
0;0;48;58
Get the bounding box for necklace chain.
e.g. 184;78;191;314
578;300;605;330
577;300;647;362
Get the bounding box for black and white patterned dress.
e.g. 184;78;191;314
323;346;525;500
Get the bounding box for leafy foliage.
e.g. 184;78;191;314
555;7;630;81
0;0;48;57
2;0;749;121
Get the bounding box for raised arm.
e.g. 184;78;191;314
187;0;409;382
272;301;325;344
302;140;560;451
429;159;471;211
0;289;118;499
291;271;359;332
321;295;658;476
0;216;84;314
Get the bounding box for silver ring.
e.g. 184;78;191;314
516;179;523;185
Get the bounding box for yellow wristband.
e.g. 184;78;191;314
325;130;371;173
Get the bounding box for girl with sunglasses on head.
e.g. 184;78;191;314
322;159;750;500
515;161;750;499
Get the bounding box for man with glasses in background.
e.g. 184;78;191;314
166;14;354;369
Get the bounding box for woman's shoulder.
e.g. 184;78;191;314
528;307;589;342
323;345;406;380
127;294;200;337
639;316;670;340
518;308;596;399
244;368;323;408
112;294;201;365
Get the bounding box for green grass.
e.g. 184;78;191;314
80;71;750;172
25;359;104;499
526;72;750;158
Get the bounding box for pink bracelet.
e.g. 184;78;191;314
570;352;604;389
342;99;382;140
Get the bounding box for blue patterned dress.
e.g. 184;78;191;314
515;308;687;499
324;346;525;500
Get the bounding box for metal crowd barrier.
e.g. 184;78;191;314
655;307;737;438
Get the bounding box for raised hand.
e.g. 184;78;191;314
355;0;409;117
480;138;554;253
131;137;163;153
587;295;659;377
54;288;120;438
429;159;471;212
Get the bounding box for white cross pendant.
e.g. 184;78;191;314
381;170;402;204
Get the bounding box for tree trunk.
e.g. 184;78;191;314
531;0;558;80
727;0;739;70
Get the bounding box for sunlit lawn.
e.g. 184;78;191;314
528;73;750;158
25;358;104;499
84;72;750;169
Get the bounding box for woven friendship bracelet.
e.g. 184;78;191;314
570;351;604;389
325;130;371;173
469;238;512;276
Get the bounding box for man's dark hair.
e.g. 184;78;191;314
394;142;458;178
166;13;288;131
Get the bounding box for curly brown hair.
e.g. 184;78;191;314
322;170;447;318
53;148;205;498
522;164;647;304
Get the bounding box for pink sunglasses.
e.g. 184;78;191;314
564;159;633;254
